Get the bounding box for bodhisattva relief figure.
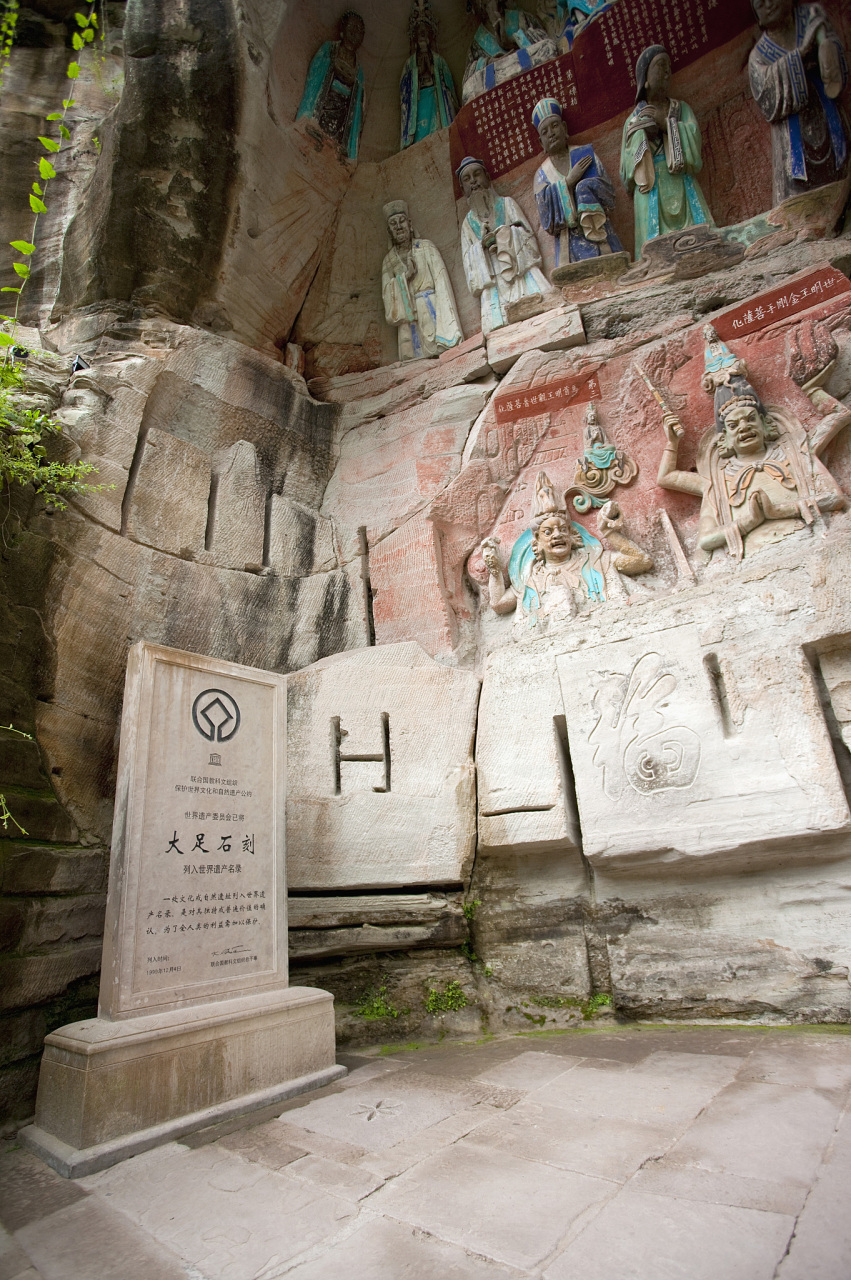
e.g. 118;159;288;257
749;0;848;206
620;44;714;253
481;470;653;624
532;97;624;270
458;156;552;336
656;326;848;560
566;402;638;512
400;1;459;149
381;199;463;361
297;11;366;162
463;0;554;100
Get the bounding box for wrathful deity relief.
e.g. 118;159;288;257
532;96;623;273
481;470;653;625
463;0;556;102
400;0;459;149
565;402;638;512
381;200;463;361
749;0;848;206
620;44;714;253
458;155;553;336
297;11;365;161
655;326;849;560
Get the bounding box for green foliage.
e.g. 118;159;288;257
425;980;468;1015
0;724;34;834
0;0;18;97
583;992;611;1018
525;991;613;1020
353;978;400;1021
0;357;103;509
462;897;481;922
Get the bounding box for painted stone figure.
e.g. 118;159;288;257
532;97;623;269
296;11;366;162
749;0;848;205
565;402;638;512
656;327;848;560
458;156;551;336
381;200;463;361
482;471;653;624
620;44;714;253
400;1;459;149
463;0;555;101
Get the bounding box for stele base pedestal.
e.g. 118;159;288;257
22;643;345;1178
21;988;345;1178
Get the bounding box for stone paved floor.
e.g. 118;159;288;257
1;1025;850;1279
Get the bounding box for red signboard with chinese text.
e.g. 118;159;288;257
450;0;754;191
494;371;601;425
712;268;851;342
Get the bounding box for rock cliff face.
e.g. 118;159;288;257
2;0;851;1125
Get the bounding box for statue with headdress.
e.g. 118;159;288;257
531;97;623;275
655;325;848;560
400;0;459;149
457;155;552;335
296;11;366;162
620;44;714;253
748;0;848;206
481;470;653;623
462;0;556;104
381;198;463;361
565;402;638;512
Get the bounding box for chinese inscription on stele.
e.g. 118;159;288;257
100;642;287;1018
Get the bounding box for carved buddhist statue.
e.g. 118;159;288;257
656;327;848;560
749;0;848;205
462;0;556;102
482;471;653;624
458;156;552;336
566;402;638;512
400;1;459;149
381;200;463;361
296;11;366;161
620;44;714;253
532;97;623;272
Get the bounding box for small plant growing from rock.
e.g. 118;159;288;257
353;978;400;1020
425;980;468;1015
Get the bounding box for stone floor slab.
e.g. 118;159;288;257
465;1101;684;1181
217;1120;309;1171
531;1064;724;1126
370;1138;616;1270
0;1225;39;1280
474;1051;581;1090
281;1077;471;1152
15;1198;187;1280
287;1154;385;1200
283;1214;524;1279
658;1081;840;1185
0;1152;87;1233
736;1037;851;1093
630;1050;744;1088
81;1143;356;1280
628;1160;809;1216
776;1103;851;1280
543;1189;795;1280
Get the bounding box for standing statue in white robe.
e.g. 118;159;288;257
457;156;552;336
381;200;463;361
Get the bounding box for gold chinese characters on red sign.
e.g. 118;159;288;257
494;372;601;425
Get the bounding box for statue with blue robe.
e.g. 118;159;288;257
463;0;554;101
381;199;463;361
296;11;366;162
531;97;623;269
481;472;653;625
457;156;552;336
749;0;848;206
400;4;459;149
620;45;714;254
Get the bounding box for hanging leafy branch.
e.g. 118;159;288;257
1;2;107;508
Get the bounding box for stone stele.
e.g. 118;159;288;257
21;642;344;1178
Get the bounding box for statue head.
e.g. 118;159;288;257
635;44;670;102
584;402;605;447
338;10;365;51
384;200;412;249
751;0;794;29
409;0;437;53
532;97;569;156
714;376;778;458
456;156;492;199
530;471;581;564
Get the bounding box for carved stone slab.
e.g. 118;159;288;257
287;642;480;889
556;624;851;874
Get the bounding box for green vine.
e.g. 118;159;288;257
1;2;106;508
0;724;34;835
